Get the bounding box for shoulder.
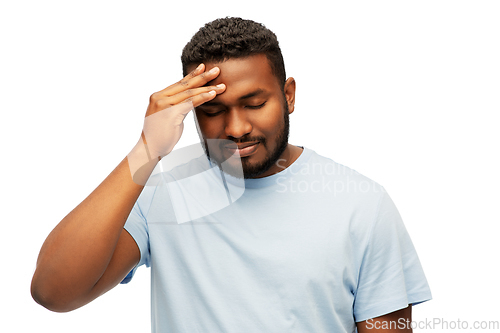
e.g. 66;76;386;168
300;147;386;199
297;148;392;236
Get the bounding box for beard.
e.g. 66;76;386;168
200;103;290;179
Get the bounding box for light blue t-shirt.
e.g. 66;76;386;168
122;147;431;332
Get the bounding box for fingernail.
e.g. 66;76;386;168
216;84;225;89
196;63;204;72
208;67;219;74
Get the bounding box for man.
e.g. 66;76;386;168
31;17;431;332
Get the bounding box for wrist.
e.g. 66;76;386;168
127;135;159;185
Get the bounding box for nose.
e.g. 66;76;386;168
224;109;252;139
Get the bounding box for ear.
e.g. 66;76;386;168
284;77;296;114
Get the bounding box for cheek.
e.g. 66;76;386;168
252;103;285;132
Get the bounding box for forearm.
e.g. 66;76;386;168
31;156;154;310
31;63;225;312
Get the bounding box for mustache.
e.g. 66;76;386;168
223;136;266;146
201;137;266;160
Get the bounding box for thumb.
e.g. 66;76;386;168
142;101;194;157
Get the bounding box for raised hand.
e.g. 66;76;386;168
128;64;226;183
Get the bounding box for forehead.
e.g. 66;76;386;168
201;54;281;95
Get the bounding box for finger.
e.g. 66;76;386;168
182;90;220;109
149;64;205;100
161;65;221;97
162;84;226;106
150;83;225;113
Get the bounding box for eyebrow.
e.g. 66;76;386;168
202;88;266;106
239;88;265;100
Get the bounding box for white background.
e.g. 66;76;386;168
1;1;499;331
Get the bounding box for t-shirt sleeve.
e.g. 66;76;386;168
353;190;432;322
120;190;152;284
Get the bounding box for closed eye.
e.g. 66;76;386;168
245;102;267;110
197;106;224;117
203;110;224;117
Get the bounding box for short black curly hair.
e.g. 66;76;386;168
181;17;286;88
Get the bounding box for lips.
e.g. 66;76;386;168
225;142;260;157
